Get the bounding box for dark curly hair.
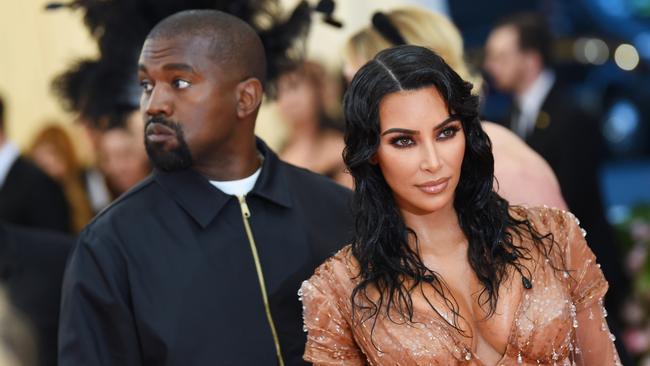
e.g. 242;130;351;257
343;45;557;338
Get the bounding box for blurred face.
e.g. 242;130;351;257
376;87;465;216
138;36;240;171
32;143;68;180
276;71;318;126
484;26;527;92
99;129;150;195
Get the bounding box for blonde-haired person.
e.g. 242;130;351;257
29;124;94;233
341;7;566;209
343;7;482;94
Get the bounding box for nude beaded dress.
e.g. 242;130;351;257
300;207;622;365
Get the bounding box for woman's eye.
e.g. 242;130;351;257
140;80;153;93
173;79;191;89
390;136;415;148
438;126;459;139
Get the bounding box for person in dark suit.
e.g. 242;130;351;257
0;221;73;366
0;95;71;233
484;12;630;362
59;10;353;365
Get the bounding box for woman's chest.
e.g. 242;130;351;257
350;271;575;365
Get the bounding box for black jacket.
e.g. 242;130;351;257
59;140;353;365
0;156;71;233
0;222;73;366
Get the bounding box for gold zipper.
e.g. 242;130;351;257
237;195;285;366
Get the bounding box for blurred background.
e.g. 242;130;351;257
0;0;648;365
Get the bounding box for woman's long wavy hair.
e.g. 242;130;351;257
343;45;556;337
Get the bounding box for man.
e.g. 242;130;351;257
0;94;71;232
0;221;73;366
484;12;629;360
58;10;352;365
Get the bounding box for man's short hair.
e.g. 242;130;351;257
496;13;552;67
147;9;267;86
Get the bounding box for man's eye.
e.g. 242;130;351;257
173;79;191;89
140;80;153;93
390;136;415;148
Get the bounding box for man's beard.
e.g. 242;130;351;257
144;116;193;171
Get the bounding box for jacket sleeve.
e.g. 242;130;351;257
58;227;142;365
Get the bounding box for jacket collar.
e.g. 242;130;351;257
153;138;292;228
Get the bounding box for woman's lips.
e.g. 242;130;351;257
415;177;450;194
146;122;176;143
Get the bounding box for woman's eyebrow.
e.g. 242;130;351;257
380;128;419;136
380;115;460;136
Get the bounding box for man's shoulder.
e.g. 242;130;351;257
6;156;54;187
86;175;159;229
279;160;352;198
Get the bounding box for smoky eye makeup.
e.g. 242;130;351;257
388;134;416;148
437;123;462;140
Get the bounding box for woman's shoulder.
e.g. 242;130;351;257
509;205;579;233
300;245;359;302
510;206;592;269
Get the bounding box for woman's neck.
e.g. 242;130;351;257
400;203;467;258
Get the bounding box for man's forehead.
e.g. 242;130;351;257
139;36;218;64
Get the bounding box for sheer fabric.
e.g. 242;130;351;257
300;207;622;365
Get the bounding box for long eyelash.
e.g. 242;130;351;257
439;125;461;138
389;135;413;146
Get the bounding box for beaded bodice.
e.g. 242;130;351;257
300;207;622;365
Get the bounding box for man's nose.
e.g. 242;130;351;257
143;86;173;117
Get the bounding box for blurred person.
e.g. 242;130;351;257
484;12;628;347
276;61;351;187
59;10;352;365
96;125;150;198
28;125;94;233
0;221;73;366
0;287;36;366
301;44;621;366
341;7;566;209
0;95;71;233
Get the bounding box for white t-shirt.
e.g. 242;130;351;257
209;167;262;196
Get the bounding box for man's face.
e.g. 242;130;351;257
138;36;240;171
484;26;527;93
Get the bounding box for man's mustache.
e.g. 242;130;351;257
145;116;179;129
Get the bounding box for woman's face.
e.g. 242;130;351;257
276;71;318;127
375;87;465;216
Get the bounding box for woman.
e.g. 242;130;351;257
341;7;566;209
29;124;93;233
300;46;620;365
276;61;351;188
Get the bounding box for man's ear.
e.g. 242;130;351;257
235;78;263;119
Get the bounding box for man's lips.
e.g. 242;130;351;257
146;122;176;143
415;177;450;194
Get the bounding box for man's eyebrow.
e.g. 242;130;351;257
380;128;419;136
137;63;196;73
162;63;196;73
